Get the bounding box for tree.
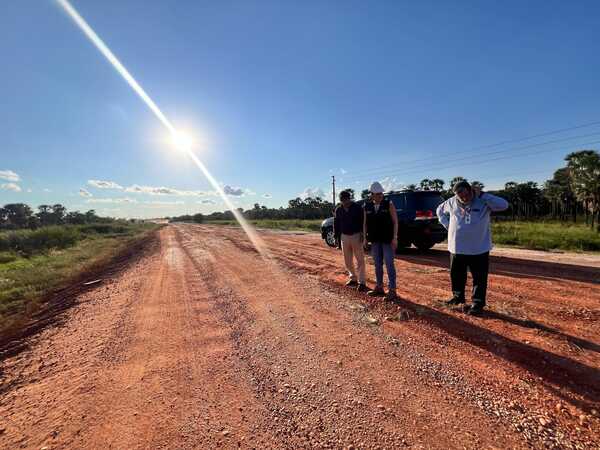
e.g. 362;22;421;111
0;203;33;229
471;181;485;190
361;189;370;200
544;167;576;221
66;211;86;225
192;213;204;224
566;150;600;230
431;179;445;192
419;179;431;190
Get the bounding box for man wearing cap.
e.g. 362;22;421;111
334;190;368;292
363;182;399;301
436;181;509;316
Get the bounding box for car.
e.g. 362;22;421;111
321;190;447;251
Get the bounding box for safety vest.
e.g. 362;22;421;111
365;199;394;243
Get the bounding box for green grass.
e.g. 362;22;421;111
207;218;600;253
491;221;600;252
0;222;159;336
205;219;323;232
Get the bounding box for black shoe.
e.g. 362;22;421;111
465;303;485;316
345;280;358;287
445;297;465;306
357;284;369;293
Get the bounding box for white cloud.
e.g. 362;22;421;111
88;179;123;190
262;193;272;199
79;188;93;198
340;168;347;174
124;184;214;197
379;177;405;192
223;185;244;196
299;187;325;199
86;197;138;204
198;199;217;204
27;188;32;193
0;170;20;182
1;182;21;192
245;189;256;196
143;200;184;205
43;188;52;193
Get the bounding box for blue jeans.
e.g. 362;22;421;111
371;242;396;289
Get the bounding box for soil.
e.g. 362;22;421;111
1;224;598;449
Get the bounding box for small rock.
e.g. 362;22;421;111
591;409;598;417
222;430;230;437
377;404;385;410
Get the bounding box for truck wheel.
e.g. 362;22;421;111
414;240;435;251
324;228;337;247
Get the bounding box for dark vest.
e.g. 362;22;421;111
365;199;394;243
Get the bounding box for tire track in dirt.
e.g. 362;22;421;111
175;225;528;449
185;224;600;448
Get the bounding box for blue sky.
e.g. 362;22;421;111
1;0;599;218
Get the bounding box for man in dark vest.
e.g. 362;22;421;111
363;181;399;301
334;190;368;291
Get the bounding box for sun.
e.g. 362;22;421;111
170;131;194;152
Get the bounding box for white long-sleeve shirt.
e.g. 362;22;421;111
436;193;509;255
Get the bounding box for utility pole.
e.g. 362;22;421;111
332;175;336;207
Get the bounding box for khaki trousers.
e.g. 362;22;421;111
341;233;366;284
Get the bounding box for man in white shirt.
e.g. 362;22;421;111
436;181;509;316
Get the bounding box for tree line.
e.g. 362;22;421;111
174;150;599;231
0;203;113;230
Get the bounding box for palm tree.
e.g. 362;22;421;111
566;150;600;230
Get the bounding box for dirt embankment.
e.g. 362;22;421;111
1;224;598;449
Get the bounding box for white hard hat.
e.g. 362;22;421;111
369;181;384;194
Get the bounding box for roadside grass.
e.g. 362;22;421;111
206;218;599;253
205;219;323;232
491;221;600;252
0;223;159;336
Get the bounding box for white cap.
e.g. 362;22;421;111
369;181;384;194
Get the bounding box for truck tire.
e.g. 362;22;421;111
414;240;435;251
324;227;337;247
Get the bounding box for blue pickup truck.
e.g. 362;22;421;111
321;190;447;251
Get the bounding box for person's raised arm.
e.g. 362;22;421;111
480;192;509;212
437;200;450;229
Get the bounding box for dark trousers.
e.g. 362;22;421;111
450;252;489;305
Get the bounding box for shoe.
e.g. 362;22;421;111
465;303;484;316
384;290;398;302
445;297;465;306
367;287;385;297
345;280;358;287
357;284;369;293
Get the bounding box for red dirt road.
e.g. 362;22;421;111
1;224;599;449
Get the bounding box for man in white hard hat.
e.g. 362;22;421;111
363;181;399;301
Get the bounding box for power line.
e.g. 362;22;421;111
336;138;600;186
341;132;600;182
329;119;600;181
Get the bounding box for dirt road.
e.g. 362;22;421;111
1;224;599;449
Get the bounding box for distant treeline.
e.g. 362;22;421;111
170;150;600;231
0;203;120;230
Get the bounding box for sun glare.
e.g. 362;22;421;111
170;131;194;152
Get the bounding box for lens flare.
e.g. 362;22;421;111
56;0;268;257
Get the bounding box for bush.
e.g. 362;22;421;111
0;226;81;255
